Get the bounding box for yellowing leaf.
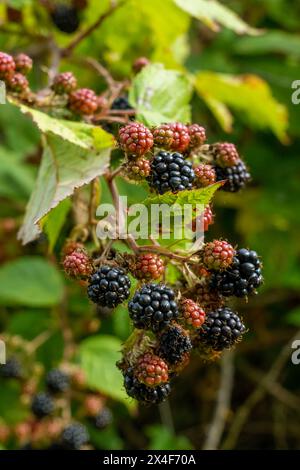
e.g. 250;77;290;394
194;72;289;142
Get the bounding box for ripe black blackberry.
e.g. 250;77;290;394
111;96;134;111
123;367;171;404
46;368;70;394
198;307;246;351
148;151;195;194
31;392;54;418
0;357;22;379
51;5;80;34
157;324;192;365
128;283;178;332
215;161;251;192
210;248;263;298
60;423;89;450
94;407;113;429
87;265;131;308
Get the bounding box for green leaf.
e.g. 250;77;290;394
79;335;132;406
233;30;300;57
0;149;35;201
194;71;289;142
146;425;194;450
0;257;64;307
41;198;72;252
7;310;52;340
15;104;114;245
143;182;222;207
0;382;29;425
129;63;192;126
173;0;260;35
286;307;300;326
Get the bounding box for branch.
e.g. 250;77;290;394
61;0;125;57
203;351;235;450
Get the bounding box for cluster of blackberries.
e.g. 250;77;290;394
0;51;31;95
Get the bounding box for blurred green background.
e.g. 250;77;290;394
0;0;300;450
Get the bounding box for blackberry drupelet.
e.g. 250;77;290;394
194;164;216;187
148;151;195;194
61;423;89;450
128;283;178;332
215;161;251;192
133;253;165;280
68;88;98;115
157;324;192;365
0;357;22;379
46;369;70;394
31;392;54;418
123;367;171;404
51;5;80;34
135;352;169;386
87;265;131;308
52;72;77;95
94;407;113;429
198;307;246;351
119;122;153;156
210;248;263;297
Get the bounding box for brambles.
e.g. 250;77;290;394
180;299;206;329
60;423;89;450
168;122;190;152
197;307;246;351
0;357;22;379
135;352;169;386
215;161;251;192
188;124;206;149
0;52;15;79
132;253;165;280
210;248;263;297
148;151;195;194
69;88;98;115
201;240;235;270
51;4;80;34
126;157;151;180
194;164;216;187
118;122;154;156
63;249;93;279
128;283;179;332
52;72;77;95
213;142;240;168
14;53;32;75
46;369;70;394
87;265;131;308
31;392;54;418
123;367;171;405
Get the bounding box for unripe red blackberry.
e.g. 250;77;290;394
68;88;98;115
168;122;190;153
194;164;216;187
213;142;240;168
97;95;109;112
133;57;150;73
52;72;77;95
126;156;151;181
63;248;93;279
0;52;15;79
192;205;214;233
188;124;206;149
201;240;235;270
180;299;206;329
84;394;104;416
14;53;32;75
62;240;85;257
133;253;165;280
135;352;169;386
153;124;174;149
7;72;29;93
119;122;153;157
